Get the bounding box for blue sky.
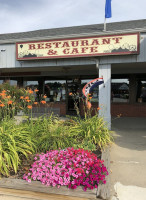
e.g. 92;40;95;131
0;0;146;34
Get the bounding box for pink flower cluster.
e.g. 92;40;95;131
23;148;108;191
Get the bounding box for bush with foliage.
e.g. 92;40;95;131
22;115;74;153
0;119;35;176
23;148;108;191
21;111;113;153
68;113;113;151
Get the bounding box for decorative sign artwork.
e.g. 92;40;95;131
16;33;139;60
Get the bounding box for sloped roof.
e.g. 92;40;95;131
0;19;146;43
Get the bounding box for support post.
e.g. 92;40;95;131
129;74;137;104
17;78;23;88
99;64;111;129
23;80;27;88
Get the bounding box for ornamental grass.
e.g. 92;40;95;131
0;119;35;176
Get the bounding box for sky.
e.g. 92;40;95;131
0;0;146;34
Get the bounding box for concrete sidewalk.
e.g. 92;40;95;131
110;117;146;200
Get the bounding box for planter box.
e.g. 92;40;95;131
0;147;110;200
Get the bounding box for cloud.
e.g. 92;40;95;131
0;0;145;34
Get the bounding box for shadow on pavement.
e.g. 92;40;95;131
111;117;146;151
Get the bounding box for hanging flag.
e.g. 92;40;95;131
105;0;112;18
82;78;104;97
82;78;104;109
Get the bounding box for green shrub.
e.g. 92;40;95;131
0;119;35;176
68;113;113;151
24;112;113;152
23;115;74;153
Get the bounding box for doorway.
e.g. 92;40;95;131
66;79;80;114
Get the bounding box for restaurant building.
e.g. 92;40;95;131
0;19;146;128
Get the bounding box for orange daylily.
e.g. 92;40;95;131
25;96;29;100
0;93;6;97
7;95;11;99
97;107;101;110
28;90;33;94
34;102;38;105
26;99;31;102
2;90;6;93
27;105;32;109
34;89;39;92
41;100;46;104
87;101;91;110
0;103;5;107
8;101;13;105
43;95;47;98
69;92;73;96
20;96;24;99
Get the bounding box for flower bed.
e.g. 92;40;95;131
23;147;108;191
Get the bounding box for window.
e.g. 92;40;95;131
111;79;129;103
137;80;146;103
44;80;66;102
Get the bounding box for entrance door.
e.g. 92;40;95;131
67;80;80;114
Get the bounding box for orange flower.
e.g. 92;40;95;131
26;99;31;102
43;95;47;98
89;97;92;99
69;92;73;96
25;96;29;100
34;102;38;105
87;101;91;110
34;89;39;92
0;103;5;107
8;100;13;105
27;105;32;109
7;95;11;99
28;90;33;94
41;100;46;104
20;96;24;99
2;90;6;93
97;107;101;110
0;93;6;97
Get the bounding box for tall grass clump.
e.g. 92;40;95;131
23;114;74;153
0;119;35;176
68;107;113;151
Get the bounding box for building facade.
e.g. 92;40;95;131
0;19;146;128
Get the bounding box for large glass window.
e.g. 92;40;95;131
10;80;17;86
111;79;129;103
137;80;146;103
44;80;66;102
25;81;38;90
0;80;3;85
